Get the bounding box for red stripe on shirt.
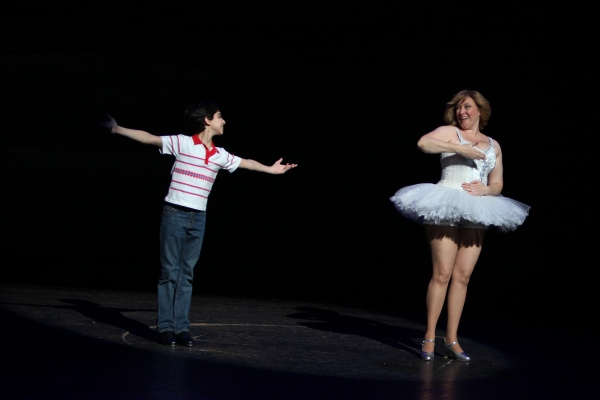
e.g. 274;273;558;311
169;187;208;199
171;179;211;192
210;156;232;169
178;153;221;171
178;152;206;162
175;160;218;174
172;167;215;183
224;153;237;168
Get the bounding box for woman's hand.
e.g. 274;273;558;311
457;143;486;160
462;180;485;196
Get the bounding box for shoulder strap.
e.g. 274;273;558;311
454;127;466;143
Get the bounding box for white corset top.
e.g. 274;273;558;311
437;128;496;189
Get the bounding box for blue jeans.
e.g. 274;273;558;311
157;203;206;333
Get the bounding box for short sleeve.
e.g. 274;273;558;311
159;135;182;156
219;148;242;173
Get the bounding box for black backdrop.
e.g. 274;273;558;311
1;3;592;333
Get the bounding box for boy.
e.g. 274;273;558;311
102;101;297;346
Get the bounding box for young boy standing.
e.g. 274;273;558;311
103;101;297;346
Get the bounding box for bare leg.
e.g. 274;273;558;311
422;225;459;353
444;228;485;353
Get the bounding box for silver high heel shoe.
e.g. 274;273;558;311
443;339;471;361
421;339;435;361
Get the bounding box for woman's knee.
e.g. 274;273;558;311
431;268;453;284
451;271;472;286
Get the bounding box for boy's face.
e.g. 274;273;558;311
205;111;226;135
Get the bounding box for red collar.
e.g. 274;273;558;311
192;135;218;164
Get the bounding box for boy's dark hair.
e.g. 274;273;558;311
183;101;221;134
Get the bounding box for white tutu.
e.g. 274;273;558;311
390;183;530;232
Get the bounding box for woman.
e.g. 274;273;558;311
390;90;529;361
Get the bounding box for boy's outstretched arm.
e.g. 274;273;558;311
101;114;163;147
239;158;297;174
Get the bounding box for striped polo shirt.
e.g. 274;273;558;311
160;134;241;211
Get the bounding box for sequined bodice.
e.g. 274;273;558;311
437;128;496;189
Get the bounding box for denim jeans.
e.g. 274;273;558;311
156;203;206;333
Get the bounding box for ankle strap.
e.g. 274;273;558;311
422;339;435;343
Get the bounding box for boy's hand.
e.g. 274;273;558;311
271;158;298;174
99;114;118;133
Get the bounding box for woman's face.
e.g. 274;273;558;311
455;96;480;130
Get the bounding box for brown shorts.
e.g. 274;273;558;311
423;218;488;230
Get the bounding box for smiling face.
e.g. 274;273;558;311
205;111;226;135
455;96;480;130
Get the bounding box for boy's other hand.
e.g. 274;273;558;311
99;114;118;133
272;158;298;174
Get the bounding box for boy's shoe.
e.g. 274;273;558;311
158;331;177;346
175;331;195;347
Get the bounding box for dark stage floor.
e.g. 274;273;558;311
0;284;594;399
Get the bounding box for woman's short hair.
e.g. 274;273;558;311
443;90;492;130
183;100;221;134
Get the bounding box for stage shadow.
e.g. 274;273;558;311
287;306;425;358
1;289;592;399
0;299;158;342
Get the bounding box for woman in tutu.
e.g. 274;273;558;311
390;90;529;361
